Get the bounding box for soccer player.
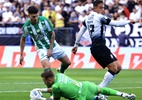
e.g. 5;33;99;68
19;5;71;73
72;0;135;87
30;70;136;100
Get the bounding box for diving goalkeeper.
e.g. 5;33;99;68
30;70;136;100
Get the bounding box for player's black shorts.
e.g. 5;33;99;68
90;43;117;68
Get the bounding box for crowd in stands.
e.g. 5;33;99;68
0;0;142;46
0;0;142;26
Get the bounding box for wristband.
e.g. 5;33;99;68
40;88;48;92
74;42;79;47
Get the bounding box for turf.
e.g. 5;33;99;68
0;68;141;100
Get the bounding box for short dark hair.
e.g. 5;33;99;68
41;70;54;79
93;0;103;7
27;5;38;14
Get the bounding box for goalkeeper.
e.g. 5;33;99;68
31;70;136;100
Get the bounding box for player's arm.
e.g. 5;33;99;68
19;27;29;65
109;20;134;27
20;37;26;65
72;21;87;54
100;14;135;27
52;85;61;100
48;30;55;57
33;88;52;93
44;17;55;57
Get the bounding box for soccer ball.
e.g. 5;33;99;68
30;89;43;100
50;95;54;100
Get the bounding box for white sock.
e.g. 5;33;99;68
98;71;115;87
116;91;123;96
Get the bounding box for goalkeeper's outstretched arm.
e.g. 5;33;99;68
33;88;52;93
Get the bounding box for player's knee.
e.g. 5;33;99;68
64;62;71;67
64;60;71;66
109;67;118;74
67;60;71;66
108;64;122;74
41;60;50;68
117;65;122;71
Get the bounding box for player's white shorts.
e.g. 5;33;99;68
37;43;66;61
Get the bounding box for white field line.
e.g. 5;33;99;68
0;81;142;84
0;87;142;93
113;87;142;89
0;82;43;84
0;91;29;93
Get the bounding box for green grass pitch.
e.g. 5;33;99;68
0;68;141;100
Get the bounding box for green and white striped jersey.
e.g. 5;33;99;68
22;16;56;50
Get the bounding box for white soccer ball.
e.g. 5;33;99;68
30;89;43;100
50;95;54;100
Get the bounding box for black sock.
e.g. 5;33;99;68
60;63;69;73
108;70;116;76
116;71;120;74
44;68;51;72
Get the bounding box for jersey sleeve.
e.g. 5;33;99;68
82;20;87;27
42;17;54;33
52;84;61;98
75;25;87;44
99;14;111;25
22;26;29;38
109;20;130;27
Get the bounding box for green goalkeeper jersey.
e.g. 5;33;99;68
52;73;98;100
22;16;55;50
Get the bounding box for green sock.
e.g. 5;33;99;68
60;63;69;73
44;68;51;72
100;87;117;96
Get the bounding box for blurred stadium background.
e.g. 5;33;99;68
0;0;142;100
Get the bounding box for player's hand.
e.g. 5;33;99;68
72;46;78;54
130;19;135;24
47;49;52;57
19;55;24;65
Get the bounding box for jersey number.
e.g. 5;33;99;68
89;25;94;35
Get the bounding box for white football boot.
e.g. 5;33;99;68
122;93;136;100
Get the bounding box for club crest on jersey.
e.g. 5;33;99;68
41;53;44;57
37;29;40;33
43;26;46;30
30;31;32;33
110;54;114;59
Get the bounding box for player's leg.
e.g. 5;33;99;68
58;55;71;73
99;60;122;87
96;46;121;87
90;44;120;87
84;81;107;100
37;49;51;71
41;59;51;72
52;43;71;73
99;87;136;100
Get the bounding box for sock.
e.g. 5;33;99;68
98;70;115;87
116;71;120;74
44;68;51;72
60;63;69;73
116;91;123;96
100;87;119;96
